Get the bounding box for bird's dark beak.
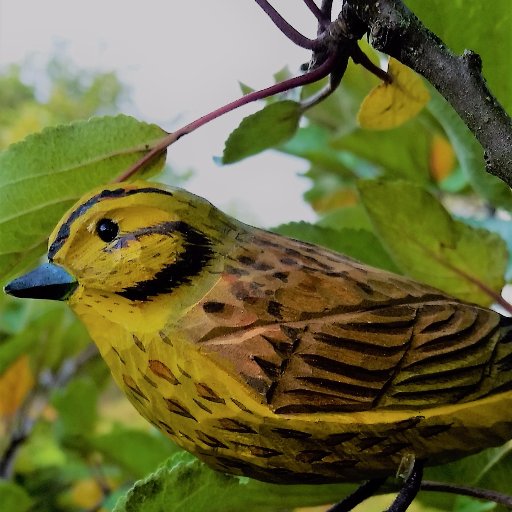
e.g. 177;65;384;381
4;263;77;301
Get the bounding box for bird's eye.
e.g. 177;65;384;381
96;218;119;242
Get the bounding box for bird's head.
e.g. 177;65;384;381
5;181;234;327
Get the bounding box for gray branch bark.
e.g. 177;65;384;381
339;0;512;188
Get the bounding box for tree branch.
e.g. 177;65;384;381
339;0;512;187
303;0;330;27
421;480;512;508
254;0;321;49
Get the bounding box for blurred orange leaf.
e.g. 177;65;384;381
0;355;34;416
357;58;430;130
311;188;358;213
429;133;456;181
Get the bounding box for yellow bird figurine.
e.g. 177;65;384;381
5;181;512;511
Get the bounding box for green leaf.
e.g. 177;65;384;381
51;377;98;445
331;119;433;184
274;222;400;273
358;180;507;306
318;204;373;232
0;114;166;282
406;0;512;115
0;481;33;512
222;101;301;164
91;427;181;479
238;81;255;95
428;89;512;210
113;451;354;512
280;125;358;179
463;216;512;281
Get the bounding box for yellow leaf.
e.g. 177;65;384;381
68;478;103;509
429;133;456;181
0;356;34;416
357;58;430;130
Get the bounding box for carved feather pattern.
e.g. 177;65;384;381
190;228;506;413
35;181;512;484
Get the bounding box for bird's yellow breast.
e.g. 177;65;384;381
71;278;512;484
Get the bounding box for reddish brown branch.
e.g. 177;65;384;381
115;52;338;182
303;0;330;26
254;0;321;50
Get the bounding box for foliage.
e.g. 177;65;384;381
222;100;302;163
0;2;511;512
0;62;176;512
0;59;124;149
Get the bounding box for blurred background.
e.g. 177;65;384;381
0;0;322;226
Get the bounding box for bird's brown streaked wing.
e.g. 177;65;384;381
187;228;504;413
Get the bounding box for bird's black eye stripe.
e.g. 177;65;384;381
96;218;119;242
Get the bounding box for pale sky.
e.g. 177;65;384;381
0;0;324;226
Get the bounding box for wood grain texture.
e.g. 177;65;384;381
31;181;512;483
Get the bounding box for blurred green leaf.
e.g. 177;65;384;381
17;465;83;512
0;481;33;512
92;427;180;479
331;119;433;184
0;334;34;376
51;377;98;445
406;0;512;115
15;420;68;473
273;222;400;273
222;101;301;164
238;82;255;95
463;216;512;281
0;301;90;375
0;114;166;283
318;204;373;232
358;180;507;306
113;451;354;512
453;497;496;512
280;125;358;179
0;294;32;336
428;89;512;210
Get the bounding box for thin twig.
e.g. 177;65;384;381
254;0;321;50
303;0;330;26
300;81;336;111
421;480;512;508
54;344;99;387
351;43;392;83
327;479;512;510
0;428;29;478
320;0;333;19
115;51;338;183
